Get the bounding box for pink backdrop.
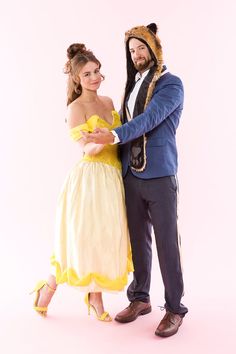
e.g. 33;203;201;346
0;0;236;353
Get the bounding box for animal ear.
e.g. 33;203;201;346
146;23;158;34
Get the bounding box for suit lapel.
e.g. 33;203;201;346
132;66;156;118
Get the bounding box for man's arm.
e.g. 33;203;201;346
115;80;183;144
82;77;183;145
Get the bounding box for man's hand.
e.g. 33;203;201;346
81;128;115;144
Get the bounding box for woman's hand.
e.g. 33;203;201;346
81;128;115;145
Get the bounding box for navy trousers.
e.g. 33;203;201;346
124;169;188;316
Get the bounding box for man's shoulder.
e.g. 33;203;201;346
156;72;183;87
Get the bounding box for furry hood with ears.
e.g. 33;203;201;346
124;23;163;80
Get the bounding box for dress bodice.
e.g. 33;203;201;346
70;110;121;169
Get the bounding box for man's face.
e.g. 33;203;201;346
129;38;152;73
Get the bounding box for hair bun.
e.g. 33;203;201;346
146;23;158;34
67;43;86;59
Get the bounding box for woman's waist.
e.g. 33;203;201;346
82;154;121;169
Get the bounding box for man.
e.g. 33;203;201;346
83;23;188;337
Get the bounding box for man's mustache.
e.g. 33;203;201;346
135;57;145;62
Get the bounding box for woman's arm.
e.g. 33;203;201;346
67;101;104;156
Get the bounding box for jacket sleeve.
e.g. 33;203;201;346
114;78;183;144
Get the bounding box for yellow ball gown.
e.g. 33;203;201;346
50;111;133;292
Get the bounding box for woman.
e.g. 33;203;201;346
31;43;133;322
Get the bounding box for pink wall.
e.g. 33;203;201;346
0;0;236;352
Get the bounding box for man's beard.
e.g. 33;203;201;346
134;57;152;71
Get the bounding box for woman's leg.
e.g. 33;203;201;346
36;274;57;308
88;292;112;321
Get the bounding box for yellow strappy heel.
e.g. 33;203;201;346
30;280;56;317
84;293;112;322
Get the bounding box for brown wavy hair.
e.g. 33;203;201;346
64;43;102;105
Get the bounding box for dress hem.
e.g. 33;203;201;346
50;255;134;292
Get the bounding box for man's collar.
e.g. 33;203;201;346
135;64;168;82
161;64;168;76
135;69;150;82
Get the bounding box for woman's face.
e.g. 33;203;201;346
78;61;102;91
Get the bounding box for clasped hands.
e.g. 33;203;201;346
81;128;115;144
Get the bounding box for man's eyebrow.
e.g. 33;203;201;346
129;45;145;51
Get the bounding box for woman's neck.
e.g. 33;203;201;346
79;90;98;103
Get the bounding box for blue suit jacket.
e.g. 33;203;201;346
114;72;184;179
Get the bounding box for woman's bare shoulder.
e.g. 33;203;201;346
67;100;86;128
99;95;115;109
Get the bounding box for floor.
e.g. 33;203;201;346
2;270;235;354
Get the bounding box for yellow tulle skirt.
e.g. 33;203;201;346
50;160;133;292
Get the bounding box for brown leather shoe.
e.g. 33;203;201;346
115;301;152;323
155;311;183;337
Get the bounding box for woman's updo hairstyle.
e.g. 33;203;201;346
64;43;102;105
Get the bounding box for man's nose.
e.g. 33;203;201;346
133;50;139;59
